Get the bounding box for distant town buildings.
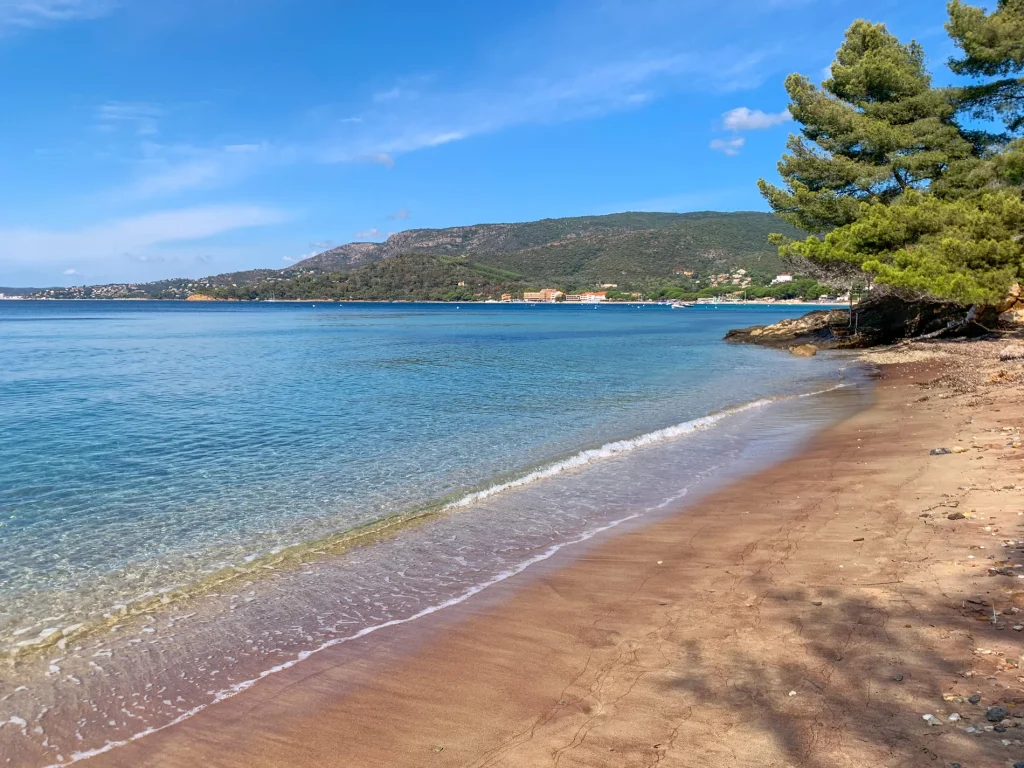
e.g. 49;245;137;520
771;273;794;284
523;289;564;302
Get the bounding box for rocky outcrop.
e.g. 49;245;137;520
998;283;1024;327
725;295;999;350
788;344;818;357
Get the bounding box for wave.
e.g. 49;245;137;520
3;382;848;664
446;384;844;511
35;378;855;766
49;511;642;767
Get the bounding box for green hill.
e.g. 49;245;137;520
211;255;523;302
29;211;808;300
295;211;799;284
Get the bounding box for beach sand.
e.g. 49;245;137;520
85;338;1024;768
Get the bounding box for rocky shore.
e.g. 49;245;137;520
724;294;1005;354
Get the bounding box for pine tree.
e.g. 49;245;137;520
948;0;1024;135
777;190;1024;305
761;17;1024;307
758;21;977;235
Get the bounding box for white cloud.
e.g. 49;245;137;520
721;107;790;131
0;0;114;29
96;101;162;135
353;227;383;240
62;267;79;275
0;205;290;265
710;137;745;155
386;209;410;220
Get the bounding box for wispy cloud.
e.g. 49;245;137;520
0;0;115;29
62;267;79;275
318;44;773;165
386;209;410;220
721;106;790;131
0;204;289;265
353;227;383;240
117;141;277;199
710;137;745;155
96;101;163;135
361;152;394;170
372;87;403;103
80;3;783;202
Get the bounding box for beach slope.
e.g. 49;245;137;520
87;340;1024;768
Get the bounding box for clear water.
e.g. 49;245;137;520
0;300;869;766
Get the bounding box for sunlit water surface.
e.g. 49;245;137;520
0;300;868;765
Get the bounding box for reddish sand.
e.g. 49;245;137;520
85;343;1024;768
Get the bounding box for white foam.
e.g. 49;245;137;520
444;383;843;511
47;511;641;767
42;382;849;767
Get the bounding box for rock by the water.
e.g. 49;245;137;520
789;344;818;357
724;295;998;350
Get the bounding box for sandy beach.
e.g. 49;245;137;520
83;338;1024;768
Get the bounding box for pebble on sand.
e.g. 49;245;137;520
986;706;1009;722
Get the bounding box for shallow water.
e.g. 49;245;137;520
0;300;867;765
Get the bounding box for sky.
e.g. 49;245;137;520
0;0;961;287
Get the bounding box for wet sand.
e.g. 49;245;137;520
85;340;1024;768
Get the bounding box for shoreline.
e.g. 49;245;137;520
81;336;1024;768
4;297;849;307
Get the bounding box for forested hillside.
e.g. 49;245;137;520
30;211;807;300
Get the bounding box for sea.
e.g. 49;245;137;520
0;300;871;766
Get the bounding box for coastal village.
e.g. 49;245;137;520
17;268;849;304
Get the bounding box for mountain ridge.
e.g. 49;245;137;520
27;211;805;299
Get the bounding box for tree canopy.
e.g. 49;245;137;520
761;7;1024;306
948;0;1024;135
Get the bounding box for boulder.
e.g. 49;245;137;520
996;282;1022;312
789;344;818;357
725;295;998;350
999;307;1024;327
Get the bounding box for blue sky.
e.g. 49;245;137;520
0;0;957;286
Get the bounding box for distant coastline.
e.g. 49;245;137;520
5;296;849;308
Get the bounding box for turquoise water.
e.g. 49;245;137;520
0;300;865;765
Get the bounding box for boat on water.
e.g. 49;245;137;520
670;301;695;309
